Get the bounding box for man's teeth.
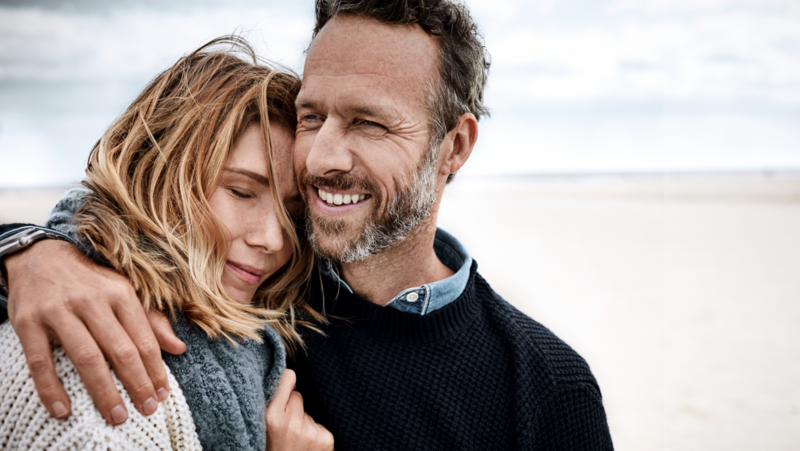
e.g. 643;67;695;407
318;188;367;206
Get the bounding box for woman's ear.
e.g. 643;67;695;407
438;113;479;179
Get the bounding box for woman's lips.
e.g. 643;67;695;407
226;261;264;285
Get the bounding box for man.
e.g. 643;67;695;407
0;0;613;449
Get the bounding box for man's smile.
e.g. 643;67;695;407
312;185;373;215
316;186;370;206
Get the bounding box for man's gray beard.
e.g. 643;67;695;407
307;146;439;263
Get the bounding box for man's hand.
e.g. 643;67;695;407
5;239;186;425
266;369;334;451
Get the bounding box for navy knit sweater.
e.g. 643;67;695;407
290;261;614;450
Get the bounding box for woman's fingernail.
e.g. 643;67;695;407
111;404;128;424
143;397;157;415
52;401;69;418
156;387;169;402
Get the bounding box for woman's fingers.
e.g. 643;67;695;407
287;390;304;417
12;317;71;419
309;416;335;450
268;369;297;417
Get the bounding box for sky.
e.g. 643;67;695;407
0;0;799;187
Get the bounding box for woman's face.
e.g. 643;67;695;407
207;122;303;303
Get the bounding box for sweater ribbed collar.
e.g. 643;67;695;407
304;260;483;345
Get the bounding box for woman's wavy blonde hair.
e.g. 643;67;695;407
74;36;320;354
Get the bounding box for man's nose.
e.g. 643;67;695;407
305;119;354;178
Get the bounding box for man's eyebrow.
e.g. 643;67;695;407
296;98;317;111
345;105;385;118
223;168;269;186
297;98;390;120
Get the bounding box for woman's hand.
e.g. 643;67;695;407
266;369;334;451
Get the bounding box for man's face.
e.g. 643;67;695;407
295;15;442;262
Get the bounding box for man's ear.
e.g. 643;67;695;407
439;113;478;178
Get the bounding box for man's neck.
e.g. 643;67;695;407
338;213;454;306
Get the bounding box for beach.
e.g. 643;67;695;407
2;173;799;450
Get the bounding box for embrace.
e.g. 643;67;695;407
0;1;613;450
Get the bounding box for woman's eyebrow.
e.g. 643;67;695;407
223;168;269;187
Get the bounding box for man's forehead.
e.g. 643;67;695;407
304;15;438;83
300;16;438;118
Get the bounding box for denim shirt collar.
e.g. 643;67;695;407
318;228;473;315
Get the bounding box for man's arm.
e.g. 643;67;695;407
1;189;185;425
527;382;614;450
0;223;35;323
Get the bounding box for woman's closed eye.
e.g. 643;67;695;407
229;187;255;199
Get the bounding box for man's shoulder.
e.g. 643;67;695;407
471;271;600;390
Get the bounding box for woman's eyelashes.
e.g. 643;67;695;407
229;187;254;199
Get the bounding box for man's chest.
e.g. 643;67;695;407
289;326;518;451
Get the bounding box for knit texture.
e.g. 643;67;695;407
0;321;201;450
45;187;91;238
166;311;286;451
290;261;614;451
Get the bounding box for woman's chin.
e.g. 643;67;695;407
225;287;255;304
221;275;257;305
222;265;258;304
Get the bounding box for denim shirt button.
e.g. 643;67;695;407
406;292;419;303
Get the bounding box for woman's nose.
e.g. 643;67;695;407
246;206;285;253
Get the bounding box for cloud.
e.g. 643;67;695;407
481;4;800;104
0;4;313;83
607;0;796;14
0;2;314;187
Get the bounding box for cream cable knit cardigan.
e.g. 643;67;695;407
0;322;201;450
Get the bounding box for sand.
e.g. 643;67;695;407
2;173;799;450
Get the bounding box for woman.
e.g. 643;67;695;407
0;37;331;450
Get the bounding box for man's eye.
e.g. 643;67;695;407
301;114;324;124
362;120;384;129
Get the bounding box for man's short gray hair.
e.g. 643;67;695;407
312;0;491;183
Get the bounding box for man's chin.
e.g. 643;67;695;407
307;216;365;262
